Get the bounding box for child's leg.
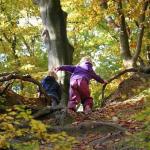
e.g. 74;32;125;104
68;79;81;111
47;95;58;107
78;79;93;110
51;98;58;107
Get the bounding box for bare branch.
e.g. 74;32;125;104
2;33;12;43
101;67;150;107
21;36;33;56
0;73;51;103
0;80;14;96
101;68;138;107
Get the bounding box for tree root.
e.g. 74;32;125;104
89;131;124;145
32;105;65;119
47;121;126;134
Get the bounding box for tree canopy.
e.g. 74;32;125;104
0;0;150;149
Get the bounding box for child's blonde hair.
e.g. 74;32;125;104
80;56;92;64
47;70;58;80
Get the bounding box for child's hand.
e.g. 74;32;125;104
54;67;60;72
103;80;108;84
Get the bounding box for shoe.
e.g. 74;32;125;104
84;105;92;115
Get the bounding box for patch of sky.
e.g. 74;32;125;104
41;42;48;52
18;16;42;27
92;29;104;37
84;0;92;7
91;45;121;72
12;85;21;94
16;49;30;57
0;53;7;63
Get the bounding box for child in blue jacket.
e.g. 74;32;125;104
40;71;61;107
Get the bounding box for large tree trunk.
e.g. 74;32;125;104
37;0;74;105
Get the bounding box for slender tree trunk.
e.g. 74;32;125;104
116;0;132;67
132;1;149;67
37;0;74;105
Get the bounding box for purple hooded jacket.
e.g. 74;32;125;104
58;61;105;83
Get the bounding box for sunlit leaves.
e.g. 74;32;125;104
0;0;43;74
0;105;77;149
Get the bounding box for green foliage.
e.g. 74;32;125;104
11;141;40;150
0;0;47;75
0;105;77;149
12;81;38;97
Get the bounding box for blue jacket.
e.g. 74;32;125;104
41;76;61;102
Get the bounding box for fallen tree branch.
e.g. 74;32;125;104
0;73;51;103
0;80;14;96
0;72;18;77
0;86;46;106
101;67;150;107
32;105;65;119
101;68;138;107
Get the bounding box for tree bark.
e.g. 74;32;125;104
132;1;149;66
116;0;132;63
37;0;74;105
47;121;126;133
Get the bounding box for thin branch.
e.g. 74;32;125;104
2;33;12;43
0;72;18;77
21;36;33;56
32;105;65;118
0;80;14;96
101;68;138;107
0;73;51;103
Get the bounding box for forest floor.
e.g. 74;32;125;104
41;96;146;150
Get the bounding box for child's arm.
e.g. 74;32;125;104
55;65;76;73
93;73;106;83
90;70;107;84
85;62;107;83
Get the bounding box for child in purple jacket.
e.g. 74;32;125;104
55;57;107;114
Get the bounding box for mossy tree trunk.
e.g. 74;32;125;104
36;0;74;106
